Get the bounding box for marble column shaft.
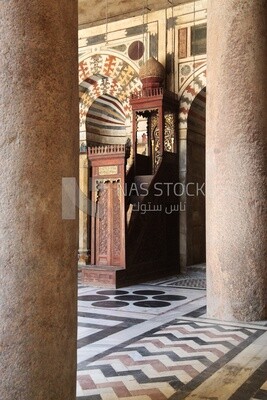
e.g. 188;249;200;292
0;1;78;399
206;0;267;321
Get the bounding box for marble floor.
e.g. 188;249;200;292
76;274;267;400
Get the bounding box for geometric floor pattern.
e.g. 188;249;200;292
148;275;206;289
77;279;267;400
148;269;206;290
77;320;265;399
78;287;199;314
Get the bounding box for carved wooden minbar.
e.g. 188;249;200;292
130;87;179;174
81;73;181;287
81;145;126;287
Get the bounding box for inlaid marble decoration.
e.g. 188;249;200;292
79;54;142;131
179;67;206;129
76;279;267;400
86;94;126;142
178;27;187;58
128;41;145;60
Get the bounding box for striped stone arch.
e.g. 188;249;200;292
79;53;142;133
179;66;207;129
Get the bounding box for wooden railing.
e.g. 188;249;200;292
88;144;125;156
131;88;179;101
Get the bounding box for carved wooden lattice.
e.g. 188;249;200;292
151;112;161;172
164;112;175;152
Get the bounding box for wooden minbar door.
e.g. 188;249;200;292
81;145;126;287
90;145;125;267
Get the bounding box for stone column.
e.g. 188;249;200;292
0;1;78;399
179;128;187;272
206;0;267;321
79;153;90;265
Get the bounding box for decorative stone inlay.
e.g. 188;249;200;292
180;64;191;76
128;40;145;60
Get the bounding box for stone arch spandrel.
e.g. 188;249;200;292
179;66;207;130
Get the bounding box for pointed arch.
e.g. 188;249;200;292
179;66;207;129
79;53;142;135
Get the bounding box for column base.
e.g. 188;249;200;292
78;250;90;265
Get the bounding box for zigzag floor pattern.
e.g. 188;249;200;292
77;280;267;399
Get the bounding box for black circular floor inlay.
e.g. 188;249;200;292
97;290;129;296
92;300;129;308
133;290;165;296
115;295;148;301
78;295;109;301
152;295;187;301
133;300;170;308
